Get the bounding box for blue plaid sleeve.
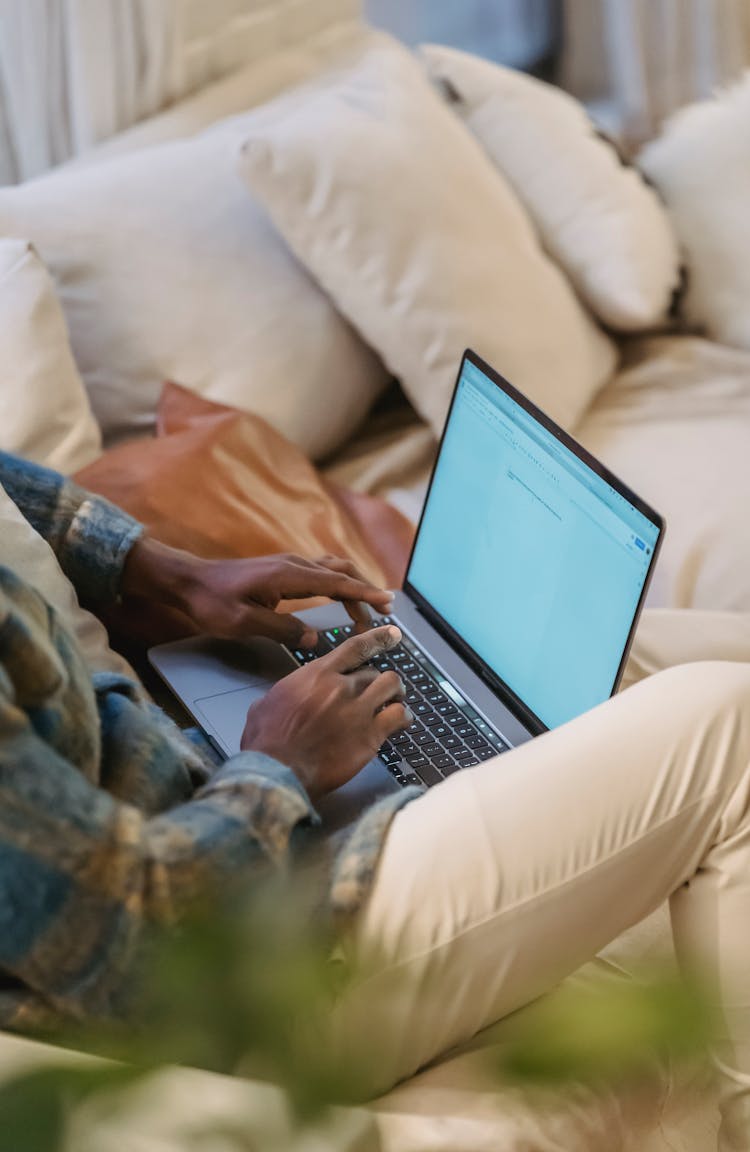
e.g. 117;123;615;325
0;569;318;1025
0;451;143;602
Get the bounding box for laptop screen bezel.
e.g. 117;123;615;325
402;349;666;736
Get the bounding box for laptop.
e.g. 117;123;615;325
149;350;664;828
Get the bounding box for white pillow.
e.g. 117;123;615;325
421;45;680;333
0;122;389;462
0;240;101;475
237;34;616;438
0;481;135;678
639;74;750;351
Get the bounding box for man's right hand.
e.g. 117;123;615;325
240;626;413;802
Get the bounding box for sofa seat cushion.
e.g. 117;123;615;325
577;335;750;612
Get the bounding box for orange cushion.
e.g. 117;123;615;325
75;384;414;647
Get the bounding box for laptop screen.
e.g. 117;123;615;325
406;355;661;730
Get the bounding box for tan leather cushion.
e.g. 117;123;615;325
76;382;414;598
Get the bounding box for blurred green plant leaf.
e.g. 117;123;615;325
495;967;713;1086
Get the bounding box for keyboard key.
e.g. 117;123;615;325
405;753;430;770
433;755;455;771
442;711;463;726
404;774;424;788
421;744;441;758
378;749;402;765
408;671;429;686
425;690;443;705
405;689;422;705
440;760;462;776
390;732;410;746
407;722;425;736
465;737;492;751
442;735;461;750
400;661;417;675
414;732;435;747
422;713;443;727
456;723;476;739
414;761;444;787
431;725;450;741
413;702;432;717
477;747;498;761
455;752;479;767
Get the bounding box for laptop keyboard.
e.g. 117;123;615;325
291;618;508;791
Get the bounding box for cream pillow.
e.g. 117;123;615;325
639;74;750;351
237;35;616;438
0;122;389;461
421;45;680;333
0;481;135;678
0;240;101;474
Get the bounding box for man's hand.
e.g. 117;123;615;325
241;626;413;801
121;538;394;648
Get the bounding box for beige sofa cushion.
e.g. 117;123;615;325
0;110;389;462
0;239;101;475
422;45;681;333
238;33;616;439
640;74;750;353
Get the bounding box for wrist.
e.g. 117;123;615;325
240;734;319;801
120;537;203;612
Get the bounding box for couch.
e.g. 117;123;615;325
1;7;750;1149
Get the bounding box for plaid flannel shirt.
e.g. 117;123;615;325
0;453;413;1030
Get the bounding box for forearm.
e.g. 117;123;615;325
0;451;144;603
0;734;315;1024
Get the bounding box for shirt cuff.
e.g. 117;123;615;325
57;485;145;603
206;753;318;814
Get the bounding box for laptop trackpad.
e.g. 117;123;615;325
195;684;270;758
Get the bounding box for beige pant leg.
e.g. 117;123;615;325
340;661;750;1150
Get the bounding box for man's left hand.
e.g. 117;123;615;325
121;539;395;648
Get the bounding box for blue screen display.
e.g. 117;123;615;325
407;361;660;730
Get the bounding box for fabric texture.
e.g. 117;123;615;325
0;450;417;1027
562;0;750;145
0;0;363;185
0;111;388;461
345;657;750;1147
74;24;366;167
75;382;415;596
0;476;135;679
422;44;680;332
237;32;617;440
0;451;142;606
577;335;750;614
0;239;101;475
0;563;316;1029
639;75;750;354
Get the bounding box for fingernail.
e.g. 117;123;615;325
404;707;415;724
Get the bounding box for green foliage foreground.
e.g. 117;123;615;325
0;880;717;1151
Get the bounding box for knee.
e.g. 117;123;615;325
650;660;750;727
